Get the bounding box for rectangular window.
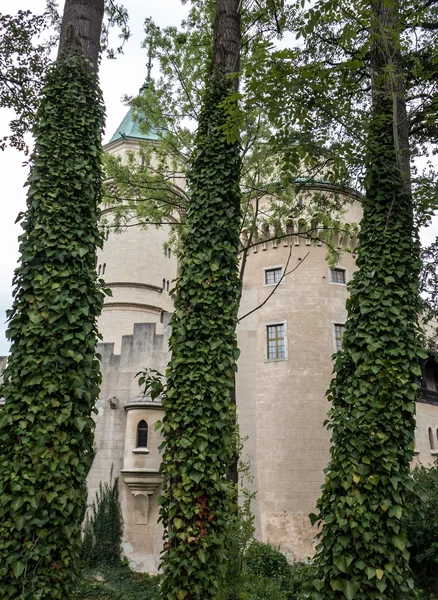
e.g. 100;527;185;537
334;324;345;351
265;268;283;285
267;324;286;359
330;268;346;284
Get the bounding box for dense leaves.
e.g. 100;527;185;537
159;70;242;600
310;50;423;600
0;9;53;152
82;471;123;567
404;465;438;594
0;54;105;599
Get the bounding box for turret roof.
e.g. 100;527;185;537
109;107;160;144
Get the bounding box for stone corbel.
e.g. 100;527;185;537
120;468;162;525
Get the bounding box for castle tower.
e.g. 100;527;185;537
236;194;363;559
97;107;178;353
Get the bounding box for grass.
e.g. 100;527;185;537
74;561;159;600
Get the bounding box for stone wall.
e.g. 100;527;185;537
89;316;172;573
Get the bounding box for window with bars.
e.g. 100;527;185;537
334;324;345;351
137;420;148;448
265;268;283;285
267;324;286;360
330;268;346;284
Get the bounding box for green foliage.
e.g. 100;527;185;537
309;99;422;600
82;470;123;567
159;70;242;600
135;368;165;400
245;541;291;580
218;475;256;600
74;561;160;600
0;53;105;599
245;0;437;222
102;1;346;255
244;542;311;600
0;9;53;152
404;466;438;594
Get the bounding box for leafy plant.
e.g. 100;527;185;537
82;469;123;567
404;465;438;595
135;368;165;400
245;541;291;580
159;68;242;599
0;22;105;600
309;72;423;600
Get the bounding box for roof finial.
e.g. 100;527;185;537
140;42;153;93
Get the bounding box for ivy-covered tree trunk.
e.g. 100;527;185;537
311;1;423;599
0;1;105;598
159;1;241;599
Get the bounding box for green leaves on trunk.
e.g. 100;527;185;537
0;54;104;599
310;97;422;600
159;72;242;600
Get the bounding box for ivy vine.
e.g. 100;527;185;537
0;55;105;599
159;73;242;600
309;97;423;600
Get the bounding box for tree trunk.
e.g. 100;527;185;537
0;2;105;598
58;0;105;68
159;2;242;599
370;0;411;193
311;1;421;598
212;0;241;82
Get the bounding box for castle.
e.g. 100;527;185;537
1;99;438;574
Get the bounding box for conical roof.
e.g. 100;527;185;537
109;107;160;143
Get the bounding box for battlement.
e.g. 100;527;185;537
98;312;172;376
241;225;358;254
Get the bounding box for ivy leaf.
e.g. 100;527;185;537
342;579;359;600
11;561;25;578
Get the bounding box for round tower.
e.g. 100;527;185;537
236;190;363;560
98;108;178;352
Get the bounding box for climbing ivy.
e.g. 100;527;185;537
159;73;242;600
0;55;105;599
309;97;423;599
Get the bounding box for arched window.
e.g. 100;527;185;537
162;278;166;289
102;263;106;275
166;280;169;291
106;229;110;241
98;264;101;276
428;427;435;450
168;248;171;258
137;420;148;448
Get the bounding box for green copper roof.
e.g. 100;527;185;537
109;108;160;143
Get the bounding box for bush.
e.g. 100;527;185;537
404;465;438;595
221;539;311;600
245;540;291;580
82;468;123;567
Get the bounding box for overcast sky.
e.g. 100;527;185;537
0;0;189;354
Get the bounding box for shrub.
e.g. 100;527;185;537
245;541;291;580
244;541;312;600
404;465;438;594
82;469;123;567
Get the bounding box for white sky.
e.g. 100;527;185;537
0;1;436;355
0;0;189;354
